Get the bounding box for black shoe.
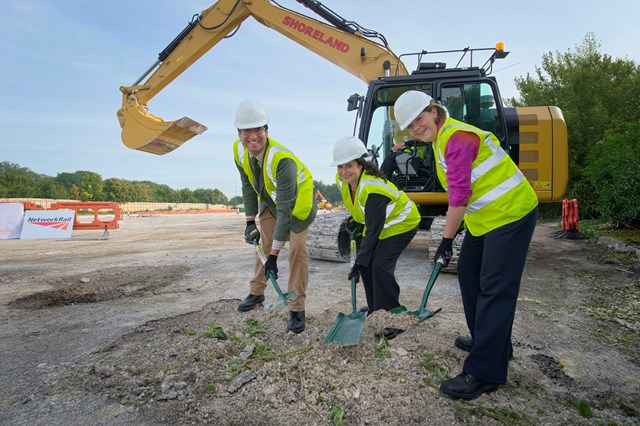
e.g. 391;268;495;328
455;335;513;359
375;327;404;340
288;311;305;334
455;335;473;352
358;306;369;315
237;294;265;312
440;372;499;400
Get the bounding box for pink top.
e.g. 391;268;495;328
441;129;480;207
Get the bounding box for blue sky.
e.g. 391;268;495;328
2;0;638;199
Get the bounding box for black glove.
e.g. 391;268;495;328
348;263;361;283
244;220;259;244
434;237;453;267
264;254;278;279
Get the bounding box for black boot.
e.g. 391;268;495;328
455;335;473;352
237;294;265;312
375;328;404;340
440;372;499;400
288;311;305;333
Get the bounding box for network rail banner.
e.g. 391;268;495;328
20;210;75;239
0;203;24;239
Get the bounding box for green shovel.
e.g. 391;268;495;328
252;239;297;312
392;258;444;321
325;225;367;346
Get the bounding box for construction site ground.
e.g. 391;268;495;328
0;211;638;425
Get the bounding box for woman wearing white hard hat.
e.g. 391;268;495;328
394;90;538;400
331;136;421;340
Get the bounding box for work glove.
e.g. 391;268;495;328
264;254;278;279
244;220;259;244
433;237;453;267
348;262;361;283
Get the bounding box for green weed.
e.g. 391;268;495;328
374;334;390;360
202;321;228;340
420;352;448;384
330;405;345;426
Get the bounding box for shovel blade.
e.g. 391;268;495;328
325;311;367;346
409;307;443;322
263;289;298;312
389;305;408;315
118;105;207;155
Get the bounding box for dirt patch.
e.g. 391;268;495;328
0;213;638;425
7;265;189;309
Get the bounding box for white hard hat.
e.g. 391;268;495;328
394;91;444;130
234;99;269;129
331;136;368;166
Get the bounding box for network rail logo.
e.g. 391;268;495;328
27;216;73;230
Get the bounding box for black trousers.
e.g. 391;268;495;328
360;226;418;312
457;207;538;383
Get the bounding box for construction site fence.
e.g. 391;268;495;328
0;198;235;213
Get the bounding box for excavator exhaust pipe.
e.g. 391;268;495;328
117;103;207;155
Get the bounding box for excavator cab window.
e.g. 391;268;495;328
361;81;506;193
364;85;442;193
441;82;505;141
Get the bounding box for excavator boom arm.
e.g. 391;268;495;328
118;0;407;155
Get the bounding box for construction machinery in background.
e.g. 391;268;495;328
314;189;333;210
117;0;568;265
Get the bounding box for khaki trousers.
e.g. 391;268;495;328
249;209;309;311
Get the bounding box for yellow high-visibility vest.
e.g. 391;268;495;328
435;117;538;235
234;138;314;221
337;172;420;239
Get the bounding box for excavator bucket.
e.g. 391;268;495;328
117;105;207;155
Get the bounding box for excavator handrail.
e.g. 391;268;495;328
118;0;408;154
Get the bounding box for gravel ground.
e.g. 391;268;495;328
0;212;638;425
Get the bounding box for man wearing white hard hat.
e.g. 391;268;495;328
232;99;317;334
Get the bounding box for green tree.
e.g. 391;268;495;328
583;119;640;225
511;32;640;216
69;184;80;200
39;176;69;199
175;188;197;203
140;181;176;202
103;178;135;202
228;195;243;206
193;188;228;204
78;171;104;201
0;162;39;197
131;183;152;202
56;171;104;201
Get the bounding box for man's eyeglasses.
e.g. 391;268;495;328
239;126;266;136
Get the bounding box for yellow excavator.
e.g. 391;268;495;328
117;0;568;263
314;189;333;210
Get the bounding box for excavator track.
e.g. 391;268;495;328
428;216;465;273
307;211;354;262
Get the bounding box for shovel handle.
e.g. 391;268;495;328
254;243;268;265
349;235;358;311
253;240;285;297
418;259;444;310
350;276;358;312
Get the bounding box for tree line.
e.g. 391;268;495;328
0;164;230;205
0;162;344;208
513;32;640;226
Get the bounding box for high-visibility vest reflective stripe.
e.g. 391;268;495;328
435;117;538;235
336;172;420;239
234;138;314;221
